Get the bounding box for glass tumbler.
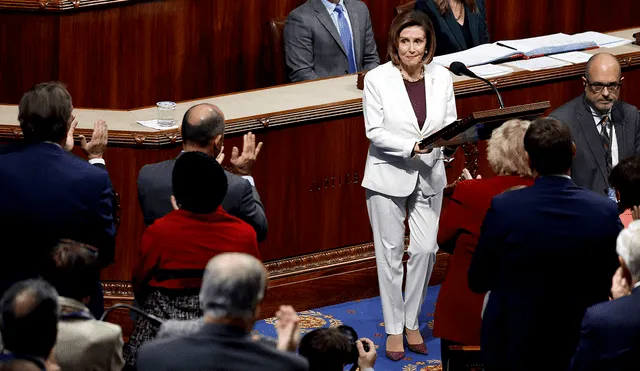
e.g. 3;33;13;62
157;101;177;127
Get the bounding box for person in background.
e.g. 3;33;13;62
0;280;61;371
550;53;640;197
361;10;457;360
610;154;640;219
570;220;640;371
136;253;308;371
0;81;116;318
48;240;124;371
298;328;376;371
123;152;260;368
284;0;380;82
138;103;267;241
433;119;533;368
415;0;490;56
469;117;622;371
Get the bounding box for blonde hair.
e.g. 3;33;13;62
433;0;478;15
487;119;532;177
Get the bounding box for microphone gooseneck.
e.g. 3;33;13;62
450;62;505;109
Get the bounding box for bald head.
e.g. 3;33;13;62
200;253;267;322
181;103;225;150
585;53;621;81
0;280;59;359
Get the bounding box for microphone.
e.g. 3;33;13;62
450;62;505;109
100;303;165;326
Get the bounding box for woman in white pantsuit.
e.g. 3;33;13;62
361;10;457;361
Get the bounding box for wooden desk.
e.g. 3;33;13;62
1;28;640;331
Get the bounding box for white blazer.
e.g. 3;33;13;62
361;61;458;198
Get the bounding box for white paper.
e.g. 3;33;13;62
497;33;576;53
572;31;633;47
548;51;592;64
432;43;522;68
468;64;514;78
504;57;571;71
137;119;179;130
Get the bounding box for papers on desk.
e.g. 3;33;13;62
572;31;633;48
468;64;514;78
137;119;179;130
548;51;592;64
496;33;597;57
504;57;571;71
432;43;523;68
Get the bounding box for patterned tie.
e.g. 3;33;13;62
334;4;357;74
599;115;612;175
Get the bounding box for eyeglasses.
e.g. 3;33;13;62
585;78;622;93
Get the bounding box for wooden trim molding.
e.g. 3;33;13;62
0;0;151;11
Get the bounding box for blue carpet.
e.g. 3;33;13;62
254;285;443;371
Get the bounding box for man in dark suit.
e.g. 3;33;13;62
570;220;640;371
137;103;267;241
0;82;116;310
136;253;309;371
468;117;623;371
415;0;490;56
550;52;640;197
284;0;380;82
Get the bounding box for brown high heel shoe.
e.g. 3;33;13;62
405;328;428;355
385;334;405;361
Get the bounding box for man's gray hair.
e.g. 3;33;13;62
199;253;267;321
617;220;640;283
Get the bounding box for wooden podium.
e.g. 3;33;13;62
421;101;551;149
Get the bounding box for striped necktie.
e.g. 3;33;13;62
599;115;612;174
334;4;357;74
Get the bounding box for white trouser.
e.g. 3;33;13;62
366;185;442;335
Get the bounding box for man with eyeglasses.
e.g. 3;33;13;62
551;52;640;198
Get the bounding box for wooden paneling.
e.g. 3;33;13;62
0;0;637;109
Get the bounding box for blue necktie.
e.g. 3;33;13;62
334;4;357;74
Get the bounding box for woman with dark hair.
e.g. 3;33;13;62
361;10;457;361
415;0;490;56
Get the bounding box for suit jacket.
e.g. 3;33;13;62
468;176;622;371
433;175;533;345
54;296;124;371
284;0;380;82
136;323;309;371
361;61;457;197
0;142;116;293
137;157;267;241
570;287;640;371
550;95;640;195
415;0;490;56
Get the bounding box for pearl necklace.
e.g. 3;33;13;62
399;65;425;82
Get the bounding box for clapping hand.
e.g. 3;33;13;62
230;132;263;175
79;119;108;160
462;168;482;180
611;266;631;300
274;305;301;352
632;206;640;220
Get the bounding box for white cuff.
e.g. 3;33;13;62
361;368;374;371
88;158;106;165
242;175;255;186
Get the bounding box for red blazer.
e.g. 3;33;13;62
433;175;533;345
133;207;259;292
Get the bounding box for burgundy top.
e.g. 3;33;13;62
403;78;427;130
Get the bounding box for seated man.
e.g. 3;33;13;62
284;0;380;82
570;220;640;370
299;327;376;371
469;117;623;371
0;82;116;316
47;240;124;371
0;280;61;371
137;103;267;241
136;253;309;371
124;152;261;367
610;154;640;216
